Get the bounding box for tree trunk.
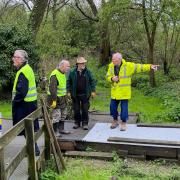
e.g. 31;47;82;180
100;28;111;66
163;60;169;75
148;44;156;87
29;0;49;38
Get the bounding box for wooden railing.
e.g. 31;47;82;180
0;100;65;180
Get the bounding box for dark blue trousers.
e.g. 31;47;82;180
110;99;128;122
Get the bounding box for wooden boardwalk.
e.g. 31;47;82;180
1;111;180;179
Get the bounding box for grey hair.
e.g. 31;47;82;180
15;49;29;63
113;52;122;60
57;59;69;68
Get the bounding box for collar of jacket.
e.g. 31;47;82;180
109;59;126;67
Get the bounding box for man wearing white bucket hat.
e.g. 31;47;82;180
67;57;96;130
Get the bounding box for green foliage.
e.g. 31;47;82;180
40;157;180;180
132;69;180;122
0;24;39;88
36;8;100;59
0;101;11;118
40;169;58;180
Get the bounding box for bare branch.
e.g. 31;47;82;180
22;0;32;11
75;0;98;22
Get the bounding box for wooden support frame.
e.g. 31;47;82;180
41;98;66;171
25;118;38;180
0;103;57;180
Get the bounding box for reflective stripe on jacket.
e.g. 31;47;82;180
47;69;66;97
12;64;37;102
106;59;151;100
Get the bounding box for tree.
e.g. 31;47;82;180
0;25;39;96
141;0;166;87
159;0;180;74
28;0;49;37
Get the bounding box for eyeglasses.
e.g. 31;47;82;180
12;56;22;59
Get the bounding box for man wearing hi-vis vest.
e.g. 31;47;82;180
47;60;70;136
12;49;40;156
106;52;159;131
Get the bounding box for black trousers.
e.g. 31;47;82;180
72;95;90;126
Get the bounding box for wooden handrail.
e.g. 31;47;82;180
0;107;42;148
0;103;61;180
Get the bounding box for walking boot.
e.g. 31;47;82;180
59;121;70;134
120;122;127;131
82;125;88;130
110;120;119;129
73;122;80;129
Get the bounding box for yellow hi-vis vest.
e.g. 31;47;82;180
106;59;151;100
12;64;37;102
47;69;66;97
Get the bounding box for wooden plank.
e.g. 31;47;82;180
0;147;5;180
0;120;24;147
36;148;45;172
0;108;42;148
25;119;38;180
75;141;178;159
65;151;113;160
108;137;180;146
42;105;63;172
44;123;51;161
5;146;26;179
58;141;76;151
42;99;66;171
137;123;180;128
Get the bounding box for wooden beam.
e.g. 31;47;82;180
108;137;180;146
65;151;113;160
0;107;42;148
41;99;66;170
25;119;38;180
0;147;5;180
5;146;26;179
137;123;180;128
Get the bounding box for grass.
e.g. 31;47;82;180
91;86;168;123
40;156;180;180
0;101;11;118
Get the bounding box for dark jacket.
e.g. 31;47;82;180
67;67;96;98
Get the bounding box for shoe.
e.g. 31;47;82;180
120;122;127;131
59;130;71;134
35;143;40;156
110;120;119;129
82;125;88;130
73;123;80;129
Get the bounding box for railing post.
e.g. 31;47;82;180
44;123;51;161
24;119;38;180
0;147;5;180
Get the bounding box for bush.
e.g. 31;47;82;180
0;25;39;90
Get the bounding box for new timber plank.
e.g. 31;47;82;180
108;137;180;146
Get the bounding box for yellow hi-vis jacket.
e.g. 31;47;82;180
106;59;151;100
12;64;37;102
47;69;66;97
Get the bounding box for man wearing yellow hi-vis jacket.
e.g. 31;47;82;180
106;52;158;131
47;60;70;135
12;49;40;156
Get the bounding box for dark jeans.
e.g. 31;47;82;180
72;95;90;126
110;99;128;122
